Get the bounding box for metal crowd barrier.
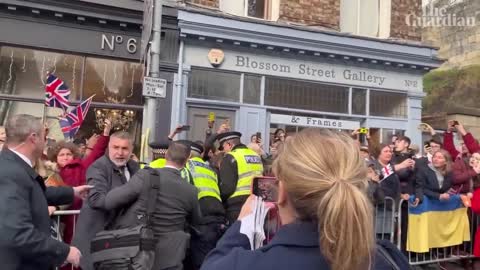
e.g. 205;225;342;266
51;210;80;270
374;196;397;243
52;199;480;268
396;199;477;266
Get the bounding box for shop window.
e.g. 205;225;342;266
381;129;405;144
264;77;349;114
352;88;367;115
220;0;280;21
0;46;83;100
160;30;179;62
188;69;241;102
0;99;142;153
83;107;143;153
83;57;143;106
340;0;391;38
0;100;64;142
369;91;407;118
243;74;261;104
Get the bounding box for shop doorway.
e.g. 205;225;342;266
186;107;236;142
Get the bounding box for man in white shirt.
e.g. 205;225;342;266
0;114;92;270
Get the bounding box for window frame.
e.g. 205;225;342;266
340;0;391;38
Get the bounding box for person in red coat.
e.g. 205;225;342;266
47;120;112;263
444;121;480;195
469;175;480;270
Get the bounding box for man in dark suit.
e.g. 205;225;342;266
103;140;202;270
73;131;139;270
0;114;91;270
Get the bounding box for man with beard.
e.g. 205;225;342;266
73;131;139;270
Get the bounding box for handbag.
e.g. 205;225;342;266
91;168;160;270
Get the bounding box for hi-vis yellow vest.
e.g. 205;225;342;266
228;148;264;199
142;158;191;183
186;157;221;202
180;167;193;184
149;158;166;168
140;158;167;169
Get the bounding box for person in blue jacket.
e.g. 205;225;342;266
201;128;409;270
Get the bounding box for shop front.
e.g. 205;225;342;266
174;8;441;148
0;1;178;152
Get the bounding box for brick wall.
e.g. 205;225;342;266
279;0;340;30
390;0;422;41
184;0;424;41
186;0;219;8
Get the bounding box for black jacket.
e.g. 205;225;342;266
416;163;453;200
103;167;202;270
202;221;409;270
392;151;416;195
0;149;74;270
372;160;400;200
73;155;139;270
104;167;202;234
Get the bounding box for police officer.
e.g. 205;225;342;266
216;132;264;224
186;141;225;269
143;141;169;168
147;141;191;184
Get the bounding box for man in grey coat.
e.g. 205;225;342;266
73;131;139;270
103;140;202;270
0;114;91;270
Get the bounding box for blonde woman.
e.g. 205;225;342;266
201;128;408;270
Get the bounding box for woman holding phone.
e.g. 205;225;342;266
201;128;408;270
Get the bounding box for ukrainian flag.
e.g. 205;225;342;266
407;195;470;253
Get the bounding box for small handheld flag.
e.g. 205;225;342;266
45;74;71;111
60;95;94;139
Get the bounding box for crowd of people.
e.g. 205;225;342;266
4;114;480;270
353;121;480;269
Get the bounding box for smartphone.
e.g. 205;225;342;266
453;121;459;126
424;141;430;148
256;132;261;143
252;176;278;203
179;125;190;131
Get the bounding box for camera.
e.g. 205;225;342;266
359;128;369;134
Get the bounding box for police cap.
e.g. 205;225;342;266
149;141;170;155
190;141;204;154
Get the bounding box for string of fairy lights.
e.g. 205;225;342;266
4;48;138;100
3;48;141;131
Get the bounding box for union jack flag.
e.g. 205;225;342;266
59;95;94;139
45;74;70;111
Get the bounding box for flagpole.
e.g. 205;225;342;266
42;71;49;126
144;128;151;163
42;106;48;125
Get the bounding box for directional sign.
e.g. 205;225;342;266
143;76;167;98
